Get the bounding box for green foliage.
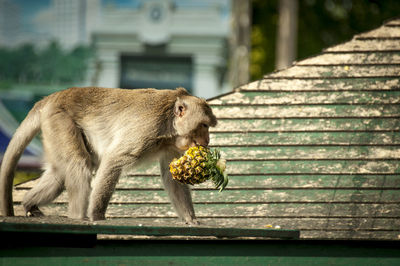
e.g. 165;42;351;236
251;0;278;81
205;149;229;192
251;0;400;81
0;41;93;88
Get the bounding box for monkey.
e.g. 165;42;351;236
0;87;217;224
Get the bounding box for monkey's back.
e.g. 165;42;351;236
36;87;188;156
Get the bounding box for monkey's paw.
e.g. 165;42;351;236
26;206;44;217
89;213;106;221
185;218;200;226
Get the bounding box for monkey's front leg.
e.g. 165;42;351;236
88;158;123;221
159;151;199;225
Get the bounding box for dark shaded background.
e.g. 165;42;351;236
251;0;400;80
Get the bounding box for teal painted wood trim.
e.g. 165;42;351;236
1;240;400;266
0;221;299;239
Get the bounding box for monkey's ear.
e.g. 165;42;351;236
176;87;188;94
174;99;187;117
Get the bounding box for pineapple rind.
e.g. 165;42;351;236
169;146;228;191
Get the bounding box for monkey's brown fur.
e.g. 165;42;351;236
0;87;216;223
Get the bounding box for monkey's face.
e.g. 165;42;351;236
174;123;210;151
173;95;217;151
174;96;217;151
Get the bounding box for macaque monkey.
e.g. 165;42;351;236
0;87;217;224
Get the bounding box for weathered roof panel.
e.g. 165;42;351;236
211;105;399;118
211;91;400;105
355;24;400;39
326;40;400;52
206;17;400;240
242;78;400;91
211;118;400;132
297;52;400;65
11;18;400;240
268;66;400;78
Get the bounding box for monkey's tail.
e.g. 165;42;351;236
0;102;42;216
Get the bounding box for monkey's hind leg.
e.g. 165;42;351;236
40;110;95;220
65;166;92;220
23;167;64;217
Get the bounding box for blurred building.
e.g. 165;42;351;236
0;0;21;47
52;0;87;48
51;0;101;48
0;0;230;98
89;0;230;98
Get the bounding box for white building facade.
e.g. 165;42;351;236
89;0;231;98
0;0;231;98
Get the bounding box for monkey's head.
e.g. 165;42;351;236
173;94;217;151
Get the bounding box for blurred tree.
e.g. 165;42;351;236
38;41;64;83
276;0;298;70
0;41;93;89
69;46;93;82
251;0;400;81
15;44;37;83
251;0;278;80
229;0;252;88
0;48;14;82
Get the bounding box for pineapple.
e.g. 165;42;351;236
169;146;229;191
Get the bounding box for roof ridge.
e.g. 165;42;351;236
383;16;400;26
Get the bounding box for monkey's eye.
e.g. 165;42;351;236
202;123;209;129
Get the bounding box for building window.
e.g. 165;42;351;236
120;55;193;93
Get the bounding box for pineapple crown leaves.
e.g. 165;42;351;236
204;149;229;192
